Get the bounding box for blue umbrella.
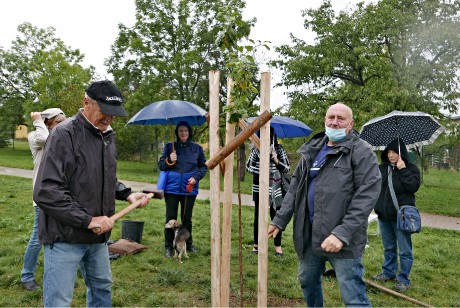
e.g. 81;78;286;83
127;100;207;126
247;116;313;138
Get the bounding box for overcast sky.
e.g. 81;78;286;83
0;0;366;110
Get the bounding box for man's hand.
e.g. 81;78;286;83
170;152;177;162
88;216;114;235
268;225;280;239
127;192;150;208
321;234;344;253
30;112;42;122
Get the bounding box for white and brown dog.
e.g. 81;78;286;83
164;219;190;263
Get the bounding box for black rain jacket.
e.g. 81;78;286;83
374;138;421;221
34;111;131;245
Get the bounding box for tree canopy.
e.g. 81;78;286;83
107;0;254;113
273;0;460;134
3;0;458;156
0;22;93;146
106;0;255;158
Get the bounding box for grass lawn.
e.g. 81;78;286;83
0;174;459;307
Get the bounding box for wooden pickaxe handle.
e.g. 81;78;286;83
91;192;154;233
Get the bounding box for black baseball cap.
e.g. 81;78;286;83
85;80;128;117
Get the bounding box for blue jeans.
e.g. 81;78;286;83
21;206;42;282
378;219;413;285
43;242;112;307
298;239;371;307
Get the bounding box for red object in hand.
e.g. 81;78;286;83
186;183;194;193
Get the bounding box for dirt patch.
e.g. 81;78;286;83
421;212;460;231
229;293;304;307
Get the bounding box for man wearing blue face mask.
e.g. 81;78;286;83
268;103;382;307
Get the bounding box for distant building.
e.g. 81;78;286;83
15;125;28;139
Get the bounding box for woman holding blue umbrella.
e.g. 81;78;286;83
158;121;208;258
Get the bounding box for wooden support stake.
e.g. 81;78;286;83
220;77;235;307
258;72;271;307
206;110;272;170
209;71;221;307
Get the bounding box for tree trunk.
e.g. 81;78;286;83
238;143;246;182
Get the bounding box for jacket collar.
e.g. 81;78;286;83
298;130;358;157
76;111;114;137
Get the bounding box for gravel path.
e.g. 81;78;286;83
1;166;459;231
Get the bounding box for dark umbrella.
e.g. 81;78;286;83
127;100;207;126
247;116;313;138
360;110;445;150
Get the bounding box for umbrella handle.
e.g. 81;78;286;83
166;142;177;166
169;127;177;165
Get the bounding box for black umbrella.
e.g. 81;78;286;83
360;111;445;150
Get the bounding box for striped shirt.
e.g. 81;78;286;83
246;144;290;208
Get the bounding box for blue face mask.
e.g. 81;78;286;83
325;126;347;142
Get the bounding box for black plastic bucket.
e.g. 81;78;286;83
121;220;145;243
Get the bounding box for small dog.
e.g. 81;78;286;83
164;219;190;263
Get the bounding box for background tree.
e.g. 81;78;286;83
273;0;460;135
216;7;271;180
0;22;93;147
106;0;255;160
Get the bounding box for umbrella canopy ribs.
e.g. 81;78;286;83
360;110;445;150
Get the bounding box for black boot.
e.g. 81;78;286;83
165;248;173;258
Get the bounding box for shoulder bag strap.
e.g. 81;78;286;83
388;165;399;211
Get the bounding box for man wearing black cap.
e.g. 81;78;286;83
34;80;150;307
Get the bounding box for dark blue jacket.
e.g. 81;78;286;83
158;121;207;195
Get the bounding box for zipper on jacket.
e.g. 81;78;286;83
333;153;344;166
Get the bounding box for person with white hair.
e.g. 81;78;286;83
21;108;66;291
